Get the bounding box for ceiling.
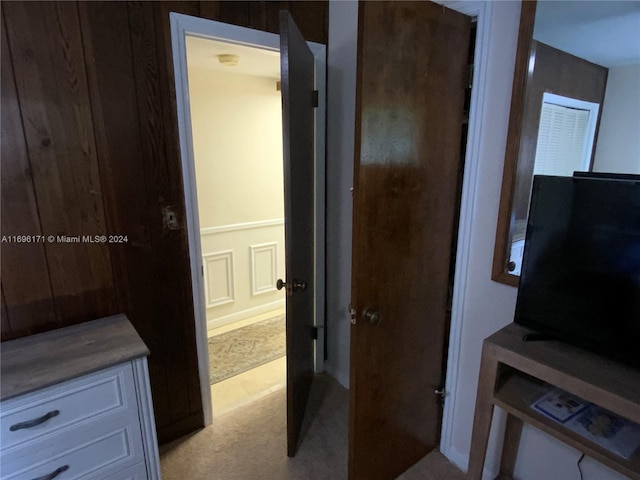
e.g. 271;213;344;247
186;35;281;79
534;0;640;67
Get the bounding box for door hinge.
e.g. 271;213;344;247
349;303;356;325
312;326;318;339
312;90;319;108
435;387;446;400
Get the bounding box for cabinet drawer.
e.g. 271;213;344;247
0;417;144;480
103;461;148;480
1;364;138;451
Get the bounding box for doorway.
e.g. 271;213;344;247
170;13;326;427
185;36;287;417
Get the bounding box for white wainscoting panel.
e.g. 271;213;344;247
203;250;235;308
250;242;278;296
200;219;285;330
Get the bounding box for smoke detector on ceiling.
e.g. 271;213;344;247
217;54;239;67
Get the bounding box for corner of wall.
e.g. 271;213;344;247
324;0;359;386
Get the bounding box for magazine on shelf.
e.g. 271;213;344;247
531;388;640;459
532;388;589;423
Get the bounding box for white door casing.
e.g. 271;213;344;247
433;0;497;473
170;13;326;426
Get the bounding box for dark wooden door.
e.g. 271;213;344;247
349;2;471;479
279;10;316;457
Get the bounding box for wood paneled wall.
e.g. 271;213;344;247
1;0;327;444
512;40;608;221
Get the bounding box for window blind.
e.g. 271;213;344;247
533;102;591;177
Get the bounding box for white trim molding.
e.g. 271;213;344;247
203;250;235;308
206;299;285;331
131;357;161;480
250;242;279;296
436;1;494;475
200;218;284;236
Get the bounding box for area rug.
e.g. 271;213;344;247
208;314;286;384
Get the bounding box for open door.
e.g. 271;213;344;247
349;2;471;479
279;10;316;457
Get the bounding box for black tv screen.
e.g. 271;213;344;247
514;175;640;369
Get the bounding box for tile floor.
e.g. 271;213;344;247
208;308;286;416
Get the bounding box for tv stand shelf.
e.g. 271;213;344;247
467;323;640;480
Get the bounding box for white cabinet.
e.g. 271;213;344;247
1;315;161;480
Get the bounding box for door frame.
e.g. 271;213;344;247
435;0;495;469
170;12;326;426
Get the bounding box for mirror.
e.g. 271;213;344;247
492;0;640;286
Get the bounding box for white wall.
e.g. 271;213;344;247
325;1;627;479
593;63;640;174
188;67;285;328
188;68;284;227
442;2;521;474
324;0;358;388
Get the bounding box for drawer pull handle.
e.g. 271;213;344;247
9;410;60;431
31;465;69;480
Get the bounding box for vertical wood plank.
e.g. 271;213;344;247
1;11;57;337
78;0;171;429
1;285;13;341
155;2;202;426
266;1;289;35
219;1;250;26
124;1;203;428
289;1;327;44
3;1;117;324
153;0;203;422
126;0;191;425
199;1;221;21
194;2;328;44
248;1;268;31
153;0;200;202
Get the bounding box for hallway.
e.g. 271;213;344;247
208;308;286;416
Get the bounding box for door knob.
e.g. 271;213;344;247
277;279;307;293
362;308;381;325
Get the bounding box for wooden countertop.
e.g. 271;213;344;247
1;314;149;401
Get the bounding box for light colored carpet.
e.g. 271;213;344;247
208;315;285;384
160;374;466;480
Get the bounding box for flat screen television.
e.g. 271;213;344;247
514;174;640;369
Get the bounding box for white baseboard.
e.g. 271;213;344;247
206;299;285;331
